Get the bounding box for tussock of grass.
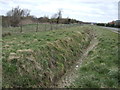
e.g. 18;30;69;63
2;26;95;88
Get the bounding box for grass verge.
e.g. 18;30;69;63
69;26;119;88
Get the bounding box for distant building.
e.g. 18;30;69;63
115;20;120;26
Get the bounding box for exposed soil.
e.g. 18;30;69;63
52;37;98;88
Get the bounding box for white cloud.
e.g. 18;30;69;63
0;0;119;23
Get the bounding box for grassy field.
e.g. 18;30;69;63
2;25;95;88
2;23;79;36
69;26;119;88
2;24;119;88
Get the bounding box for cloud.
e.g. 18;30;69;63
0;0;119;23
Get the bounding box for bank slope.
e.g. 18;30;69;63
2;26;95;88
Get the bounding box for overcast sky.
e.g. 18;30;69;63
0;0;119;23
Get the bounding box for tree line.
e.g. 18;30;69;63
96;20;120;28
2;6;82;27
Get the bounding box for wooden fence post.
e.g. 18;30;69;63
45;24;46;31
51;23;52;30
20;24;22;33
36;21;38;32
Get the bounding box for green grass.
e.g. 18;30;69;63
2;25;95;88
3;25;119;88
69;26;119;88
2;23;79;36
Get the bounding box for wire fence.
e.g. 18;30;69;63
2;23;81;37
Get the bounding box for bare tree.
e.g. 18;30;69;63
57;9;62;24
58;9;62;18
51;13;58;23
21;9;30;17
51;13;58;19
6;6;30;27
51;9;63;24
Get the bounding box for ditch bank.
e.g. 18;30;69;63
3;28;96;88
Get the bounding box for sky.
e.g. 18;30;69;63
0;0;119;23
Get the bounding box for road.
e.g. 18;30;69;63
101;26;120;34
